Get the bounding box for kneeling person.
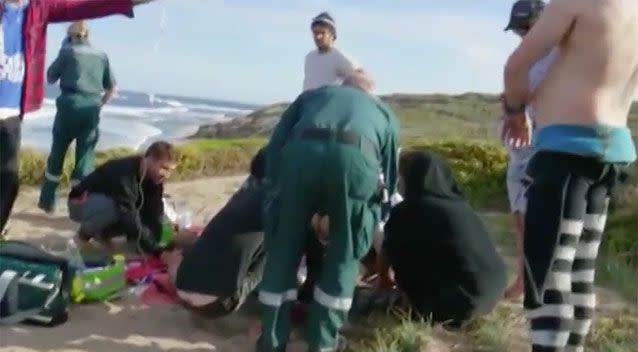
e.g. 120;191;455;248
68;141;177;255
167;148;325;318
382;151;507;326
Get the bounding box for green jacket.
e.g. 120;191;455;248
266;85;400;196
47;41;116;100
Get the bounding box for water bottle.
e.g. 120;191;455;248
176;201;192;229
65;239;86;271
297;257;308;284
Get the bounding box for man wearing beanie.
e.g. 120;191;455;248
302;12;360;92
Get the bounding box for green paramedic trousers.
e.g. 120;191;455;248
38;95;101;212
259;140;381;351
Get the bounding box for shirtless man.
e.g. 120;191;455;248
502;0;638;351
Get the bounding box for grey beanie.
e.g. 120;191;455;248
311;12;337;40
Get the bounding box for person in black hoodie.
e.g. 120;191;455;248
381;151;507;326
67;141;177;255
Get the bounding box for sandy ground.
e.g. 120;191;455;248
0;177;633;352
0;176;313;352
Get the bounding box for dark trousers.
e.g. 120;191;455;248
39;100;101;212
523;151;627;352
0;116;21;233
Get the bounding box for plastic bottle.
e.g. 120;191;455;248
176;201;193;229
297;257;308;284
65;239;86;271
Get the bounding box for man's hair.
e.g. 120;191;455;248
67;21;89;39
311;12;337;39
145;141;176;161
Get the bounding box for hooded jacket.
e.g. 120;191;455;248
384;151;506;319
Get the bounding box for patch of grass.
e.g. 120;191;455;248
344;312;433;352
465;304;522;352
587;310;638;352
184;137;266;151
597;257;638;304
405;139;508;209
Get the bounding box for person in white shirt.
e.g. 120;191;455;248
302;12;360;92
499;0;557;300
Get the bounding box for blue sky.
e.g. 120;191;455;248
44;0;525;104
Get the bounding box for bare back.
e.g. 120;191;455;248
534;0;638;128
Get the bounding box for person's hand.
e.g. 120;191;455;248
501;112;531;148
376;269;396;291
311;214;329;244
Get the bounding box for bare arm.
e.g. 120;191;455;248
101;56;117;106
302;54;311;92
503;0;576;108
373;227;394;289
101;87;116;106
336;51;360;79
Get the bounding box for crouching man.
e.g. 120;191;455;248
67;141;177;255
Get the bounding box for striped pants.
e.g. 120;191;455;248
523;152;626;352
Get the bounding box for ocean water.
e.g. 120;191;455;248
21;86;259;152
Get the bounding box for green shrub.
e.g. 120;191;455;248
18;137;508;207
404;139;508;208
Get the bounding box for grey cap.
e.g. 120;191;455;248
504;0;546;31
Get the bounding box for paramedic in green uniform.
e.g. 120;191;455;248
257;70;400;352
38;21;116;213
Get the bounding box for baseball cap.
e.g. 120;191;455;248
504;0;546;31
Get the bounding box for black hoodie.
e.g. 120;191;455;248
384;151;506;321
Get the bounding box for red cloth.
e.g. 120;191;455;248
0;0;135;116
125;256;167;283
140;273;179;305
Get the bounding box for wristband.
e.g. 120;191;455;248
503;99;526;115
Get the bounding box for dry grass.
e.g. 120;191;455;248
344;311;433;352
342;303;637;352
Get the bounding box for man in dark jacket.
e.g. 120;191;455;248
67;141;177;255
